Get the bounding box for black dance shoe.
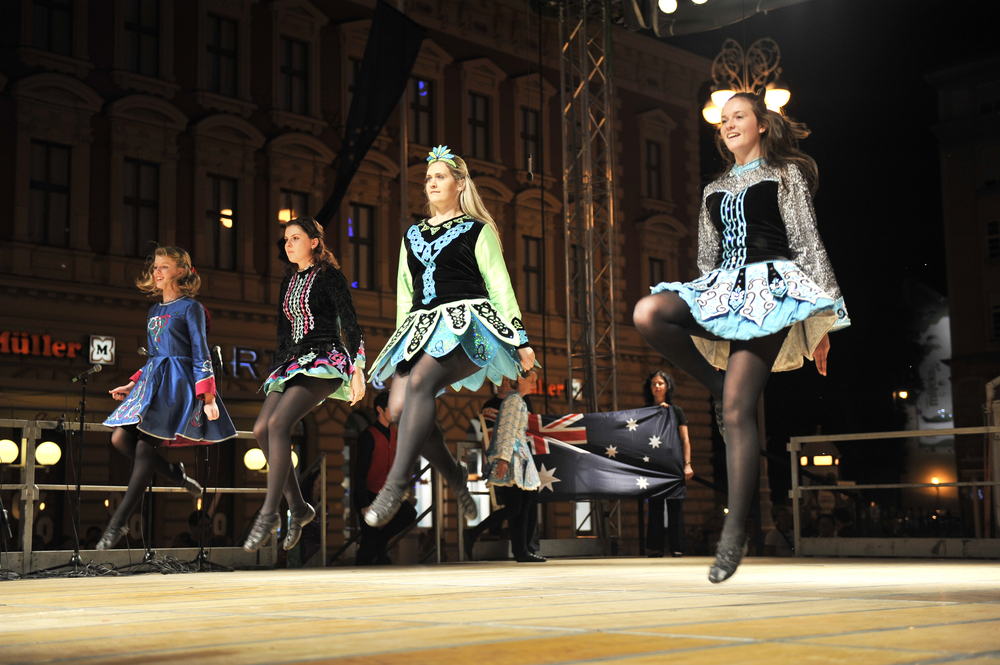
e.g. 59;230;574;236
364;485;410;528
177;462;203;497
243;511;280;552
647;549;664;558
708;532;748;584
713;397;727;444
515;552;547;563
283;503;316;551
96;520;128;551
449;461;478;521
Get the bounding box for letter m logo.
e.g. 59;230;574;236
90;336;116;364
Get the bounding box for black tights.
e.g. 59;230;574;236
383;349;482;494
254;375;340;516
634;291;788;543
109;425;184;526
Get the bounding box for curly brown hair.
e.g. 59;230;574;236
277;217;340;276
136;246;201;297
715;92;819;195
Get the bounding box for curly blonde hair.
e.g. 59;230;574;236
136;246;201;297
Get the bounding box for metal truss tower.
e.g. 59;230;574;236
559;0;619;416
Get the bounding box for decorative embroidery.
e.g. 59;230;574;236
405;310;440;356
283;269;318;343
719;189;748;270
511;316;529;346
692;261;826;326
147;315;171;347
190;408;203;428
471;301;515;341
443;302;470;334
407;221;476;305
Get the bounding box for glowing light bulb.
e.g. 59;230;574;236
39;502;45;511
35;441;61;466
244;448;266;471
278;208;292;223
931;477;940;485
0;439;17;464
692;0;707;3
711;87;736;109
658;0;677;13
291;450;299;468
702;99;721;124
899;391;909;399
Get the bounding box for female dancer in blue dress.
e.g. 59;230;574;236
633;92;850;582
101;246;237;550
242;217;366;551
365;146;535;528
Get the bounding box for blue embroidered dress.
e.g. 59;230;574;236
104;297;237;446
653;160;850;372
369;215;529;391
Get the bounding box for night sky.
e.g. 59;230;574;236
659;0;997;491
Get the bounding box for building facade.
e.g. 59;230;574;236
928;55;1000;535
0;0;715;560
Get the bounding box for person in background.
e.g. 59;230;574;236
764;504;795;557
643;370;693;557
465;370;545;563
353;391;416;565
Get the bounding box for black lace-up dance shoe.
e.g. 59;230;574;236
364;484;410;528
450;461;478;521
243;511;280;552
708;532;749;584
283;503;316;551
515;552;547;563
96;520;129;551
177;462;203;497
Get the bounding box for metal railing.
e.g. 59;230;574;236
787;425;1000;558
0;418;328;575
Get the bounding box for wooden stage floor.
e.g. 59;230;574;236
2;557;999;664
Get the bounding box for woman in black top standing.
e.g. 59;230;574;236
643;370;692;557
243;217;366;552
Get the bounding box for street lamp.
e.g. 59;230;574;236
0;439;17;464
35;441;62;466
702;37;791;124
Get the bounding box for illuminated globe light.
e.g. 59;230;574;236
813;455;833;466
692;0;707;3
278;208;292;223
702;99;721;125
799;455;808;466
244;448;266;471
898;390;909;399
220;209;234;229
658;0;677;13
0;439;18;464
711;86;736;109
291;450;299;468
765;78;791;109
931;477;940;485
35;441;62;466
39;502;46;511
766;104;781;114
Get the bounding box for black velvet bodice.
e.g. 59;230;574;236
706;180;790;270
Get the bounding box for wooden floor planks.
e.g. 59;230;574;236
2;557;999;664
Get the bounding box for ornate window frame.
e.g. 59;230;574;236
111;0;179;98
408;39;453;155
635;214;689;288
190;115;266;287
510;73;556;187
338;151;400;299
513;188;562;322
195;0;257;118
17;0;94;79
11;74;103;280
270;0;327;135
459;58;506;178
105;95;189;259
636;108;677;214
264;133;336;279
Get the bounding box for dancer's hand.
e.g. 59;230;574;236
517;347;535;372
349;370;366;406
494;460;509;477
109;382;134;401
814;334;831;376
204;394;220;421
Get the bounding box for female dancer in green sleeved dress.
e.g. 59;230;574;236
366;146;536;527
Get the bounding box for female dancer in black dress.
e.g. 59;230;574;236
633;93;849;582
243;218;366;551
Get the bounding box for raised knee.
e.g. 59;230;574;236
252;421;268;442
633;296;659;333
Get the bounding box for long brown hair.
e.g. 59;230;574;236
136;246;201;297
715;92;819;195
278;217;340;276
424;155;503;251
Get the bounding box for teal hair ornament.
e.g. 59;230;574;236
427;145;457;168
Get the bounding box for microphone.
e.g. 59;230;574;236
71;365;102;383
211;346;223;376
138;347;148;356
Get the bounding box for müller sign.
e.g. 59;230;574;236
0;331;83;358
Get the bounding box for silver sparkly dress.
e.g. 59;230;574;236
652;159;850;372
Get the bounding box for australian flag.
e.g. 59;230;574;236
528;406;686;501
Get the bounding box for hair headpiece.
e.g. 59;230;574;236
427;145;457;168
